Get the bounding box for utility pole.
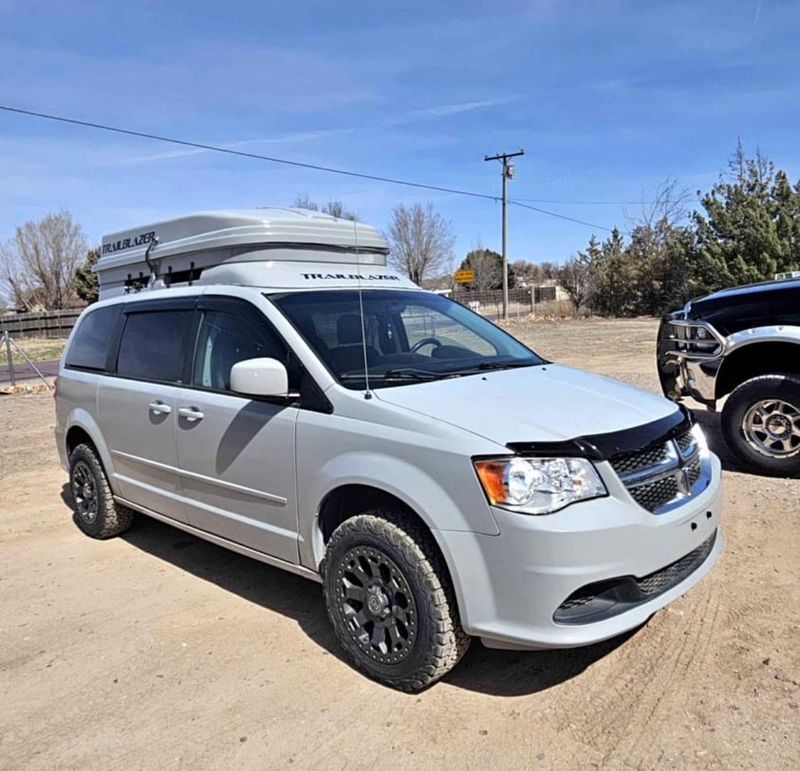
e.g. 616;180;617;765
484;149;524;319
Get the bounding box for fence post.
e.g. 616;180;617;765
4;331;15;387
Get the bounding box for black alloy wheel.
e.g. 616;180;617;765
333;545;417;665
323;509;470;691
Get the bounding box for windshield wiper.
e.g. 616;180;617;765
444;360;538;375
339;368;443;383
381;367;445;382
477;360;537;371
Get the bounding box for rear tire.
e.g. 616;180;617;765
68;443;134;538
323;508;470;691
721;373;800;477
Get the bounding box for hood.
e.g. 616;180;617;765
375;363;678;446
687;278;800;335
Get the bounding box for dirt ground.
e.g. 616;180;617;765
1;318;798;770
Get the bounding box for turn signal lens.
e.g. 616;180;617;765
474;461;508;505
474;456;607;515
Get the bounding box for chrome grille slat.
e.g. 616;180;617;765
610;429;706;514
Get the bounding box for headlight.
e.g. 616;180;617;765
473;456;607;515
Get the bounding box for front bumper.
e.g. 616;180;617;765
436;453;723;650
657;316;724;407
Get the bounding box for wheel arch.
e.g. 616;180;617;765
312;482;469;626
716;340;800;400
64;411;116;486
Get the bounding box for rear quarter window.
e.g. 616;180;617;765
65;305;122;371
116;309;194;383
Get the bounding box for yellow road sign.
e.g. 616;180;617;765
454;269;476;284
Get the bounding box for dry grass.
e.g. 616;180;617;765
3;336;66;364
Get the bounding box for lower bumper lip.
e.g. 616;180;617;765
553;529;718;625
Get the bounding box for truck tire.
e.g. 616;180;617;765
323;509;470;691
721;373;800;477
68;443;134;538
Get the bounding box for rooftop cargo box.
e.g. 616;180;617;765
95;208;393;299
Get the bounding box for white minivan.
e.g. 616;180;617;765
55;209;723;690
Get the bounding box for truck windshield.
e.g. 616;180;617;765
271;289;543;389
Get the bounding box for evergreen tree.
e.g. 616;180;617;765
459;249;516;291
693;142;800;289
74;247;100;304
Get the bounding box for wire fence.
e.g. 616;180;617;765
450;287;573;321
1;331;56;389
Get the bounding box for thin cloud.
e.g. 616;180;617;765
753;0;765;29
388;96;519;125
119;96;517;166
123;128;356;164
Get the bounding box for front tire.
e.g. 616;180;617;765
323;509;470;691
69;443;134;538
721;373;800;477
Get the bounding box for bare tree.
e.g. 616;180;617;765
292;194;358;221
629;177;691;231
387;203;455;284
0;211;87;310
558;255;594;316
625;179;694;314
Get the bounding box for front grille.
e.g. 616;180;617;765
636;530;716;595
611;443;670;476
676;431;696;456
610;429;707;514
629;474;680;511
555;530;718;624
686;455;701;486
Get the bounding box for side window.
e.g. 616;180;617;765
400;303;496;356
117;310;193;383
65;305;122;371
192;309;290;392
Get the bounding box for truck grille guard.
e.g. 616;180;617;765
661;319;725;360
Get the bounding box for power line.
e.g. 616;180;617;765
0;104;500;203
515;197;658;205
510;200;620;233
0;103;624;234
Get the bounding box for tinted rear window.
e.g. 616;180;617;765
117;310;193;383
65;305;122;371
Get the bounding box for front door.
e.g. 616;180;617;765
175;297;299;563
98;301;195;522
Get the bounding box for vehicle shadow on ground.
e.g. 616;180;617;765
445;630;637;696
60;484;638;697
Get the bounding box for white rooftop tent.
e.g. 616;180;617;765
95;208;402;299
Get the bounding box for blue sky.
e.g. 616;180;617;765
1;0;798;266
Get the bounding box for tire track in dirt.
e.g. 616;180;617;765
622;588;722;769
548;582;723;769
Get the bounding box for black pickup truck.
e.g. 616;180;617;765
658;277;800;476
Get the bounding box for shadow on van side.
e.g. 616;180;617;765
60;484;637;697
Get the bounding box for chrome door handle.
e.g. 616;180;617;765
149;401;172;415
178;407;204;422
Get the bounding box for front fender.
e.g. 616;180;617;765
297;448;500;568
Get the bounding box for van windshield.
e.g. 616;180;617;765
270;289;543;389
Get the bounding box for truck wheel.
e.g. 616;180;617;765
323;509;470;691
68;444;134;538
721;374;800;477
